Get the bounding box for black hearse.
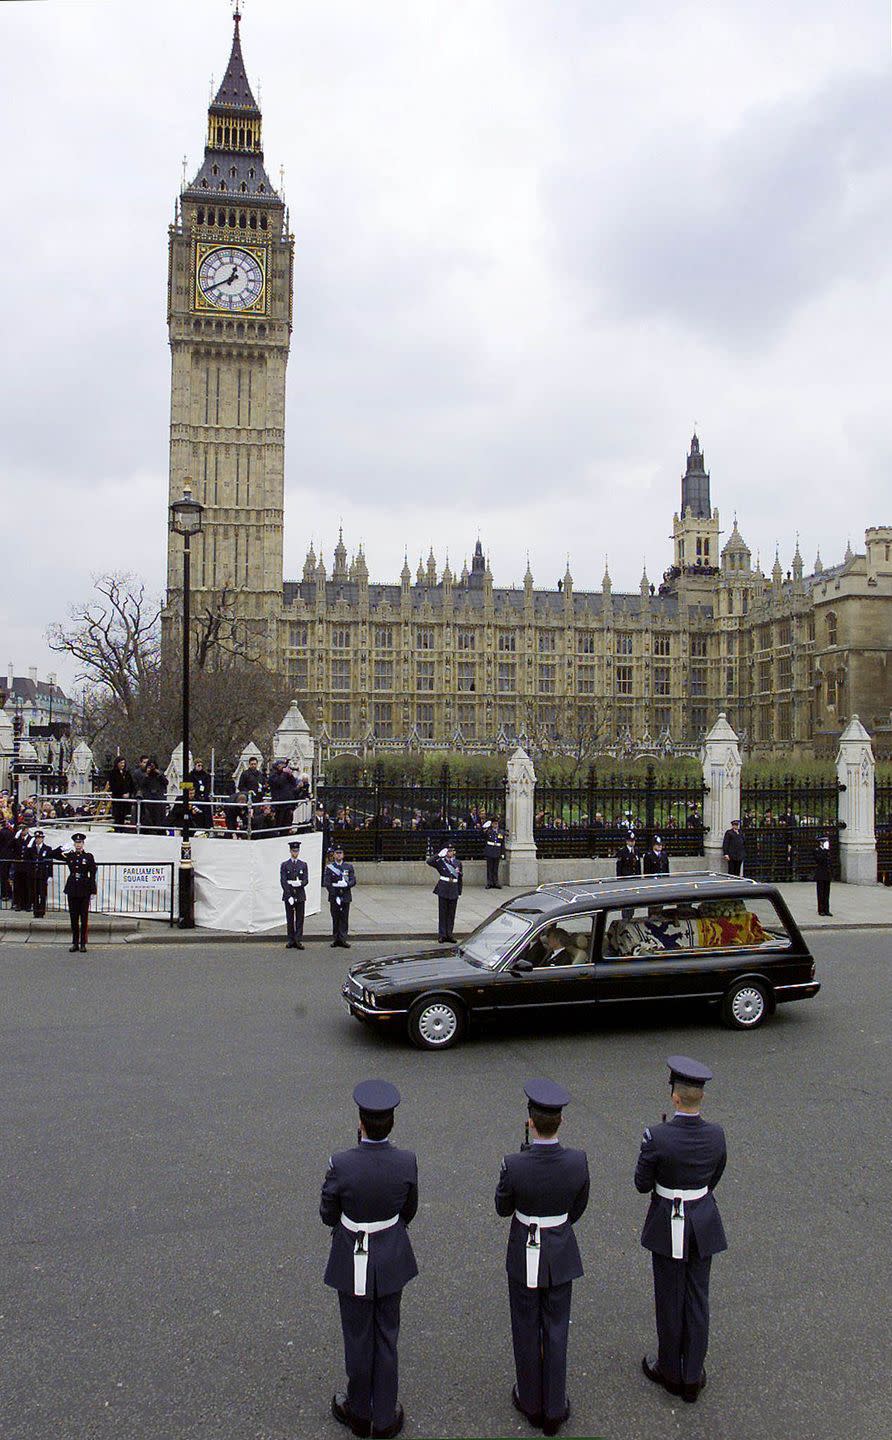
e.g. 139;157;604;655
341;873;819;1050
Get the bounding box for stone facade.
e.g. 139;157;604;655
165;11;293;651
165;19;892;758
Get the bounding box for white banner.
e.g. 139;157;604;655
49;829;323;933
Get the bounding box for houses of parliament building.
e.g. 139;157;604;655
166;13;892;757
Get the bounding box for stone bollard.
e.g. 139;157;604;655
166;743;193;803
836;715;877;884
701;713;742;874
506;746;538;887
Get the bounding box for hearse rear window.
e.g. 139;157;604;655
600;894;793;959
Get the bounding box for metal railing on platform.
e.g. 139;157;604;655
20;792;314;839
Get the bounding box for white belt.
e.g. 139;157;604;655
515;1211;569;1288
655;1184;708;1259
340;1213;400;1296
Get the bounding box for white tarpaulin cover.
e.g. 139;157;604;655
49;830;322;933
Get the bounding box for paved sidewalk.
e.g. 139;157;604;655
1;879;891;945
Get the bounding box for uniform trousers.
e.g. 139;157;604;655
508;1277;572;1422
652;1251;712;1386
485;857;501;887
13;861;33;911
33;876;48;919
285;897;305;942
338;1289;402;1431
816;873;831;913
437;896;458;941
68;896;91;947
726;858;743;877
330;899;350;943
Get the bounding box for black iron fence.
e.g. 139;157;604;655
876;781;892;884
534;768;708;858
740;777;844;882
318;774;507;861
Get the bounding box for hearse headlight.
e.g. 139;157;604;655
364;989;377;1008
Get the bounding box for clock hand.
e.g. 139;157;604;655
205;267;240;293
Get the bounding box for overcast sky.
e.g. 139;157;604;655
2;0;889;689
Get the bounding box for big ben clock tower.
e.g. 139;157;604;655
166;7;293;651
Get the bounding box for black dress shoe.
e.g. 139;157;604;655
642;1354;680;1395
69;944;79;953
285;940;297;948
682;1371;707;1403
511;1383;542;1427
331;1391;371;1437
295;941;305;949
371;1402;404;1438
79;944;87;952
543;1398;570;1436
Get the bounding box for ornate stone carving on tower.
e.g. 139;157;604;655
166;8;294;655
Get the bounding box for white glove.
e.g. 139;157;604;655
288;897;295;907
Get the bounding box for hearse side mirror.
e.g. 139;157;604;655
512;957;534;974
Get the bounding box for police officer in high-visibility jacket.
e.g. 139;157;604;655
495;1080;590;1437
636;1056;727;1404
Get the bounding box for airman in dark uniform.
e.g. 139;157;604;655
321;1080;418;1439
815;832;833;915
483;819;506;888
426;843;462;943
56;833;98;952
636;1056;727;1404
280;839;309;948
495;1079;590;1437
721;818;745;876
323;844;356;948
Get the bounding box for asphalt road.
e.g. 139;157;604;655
2;934;891;1440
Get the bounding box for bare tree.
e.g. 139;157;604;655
47;573;161;723
48;574;291;771
190;585;261;671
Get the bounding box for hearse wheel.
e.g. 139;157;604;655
722;979;771;1030
408;995;465;1051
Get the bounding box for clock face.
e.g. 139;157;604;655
196;246;265;312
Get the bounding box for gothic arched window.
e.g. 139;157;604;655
826;611;838;647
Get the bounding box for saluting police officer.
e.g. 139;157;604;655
636;1056;727;1404
495;1080;590;1437
56;832;98;952
323;844;356;948
280;839;309;949
426;843;462;943
321;1080;418;1440
482;818;506;889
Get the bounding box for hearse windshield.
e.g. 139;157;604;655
462;910;533;968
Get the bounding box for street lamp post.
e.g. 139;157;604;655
169;481;204;928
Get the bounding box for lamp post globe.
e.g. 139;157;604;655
170;481;204;927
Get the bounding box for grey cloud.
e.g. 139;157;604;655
551;70;892;345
